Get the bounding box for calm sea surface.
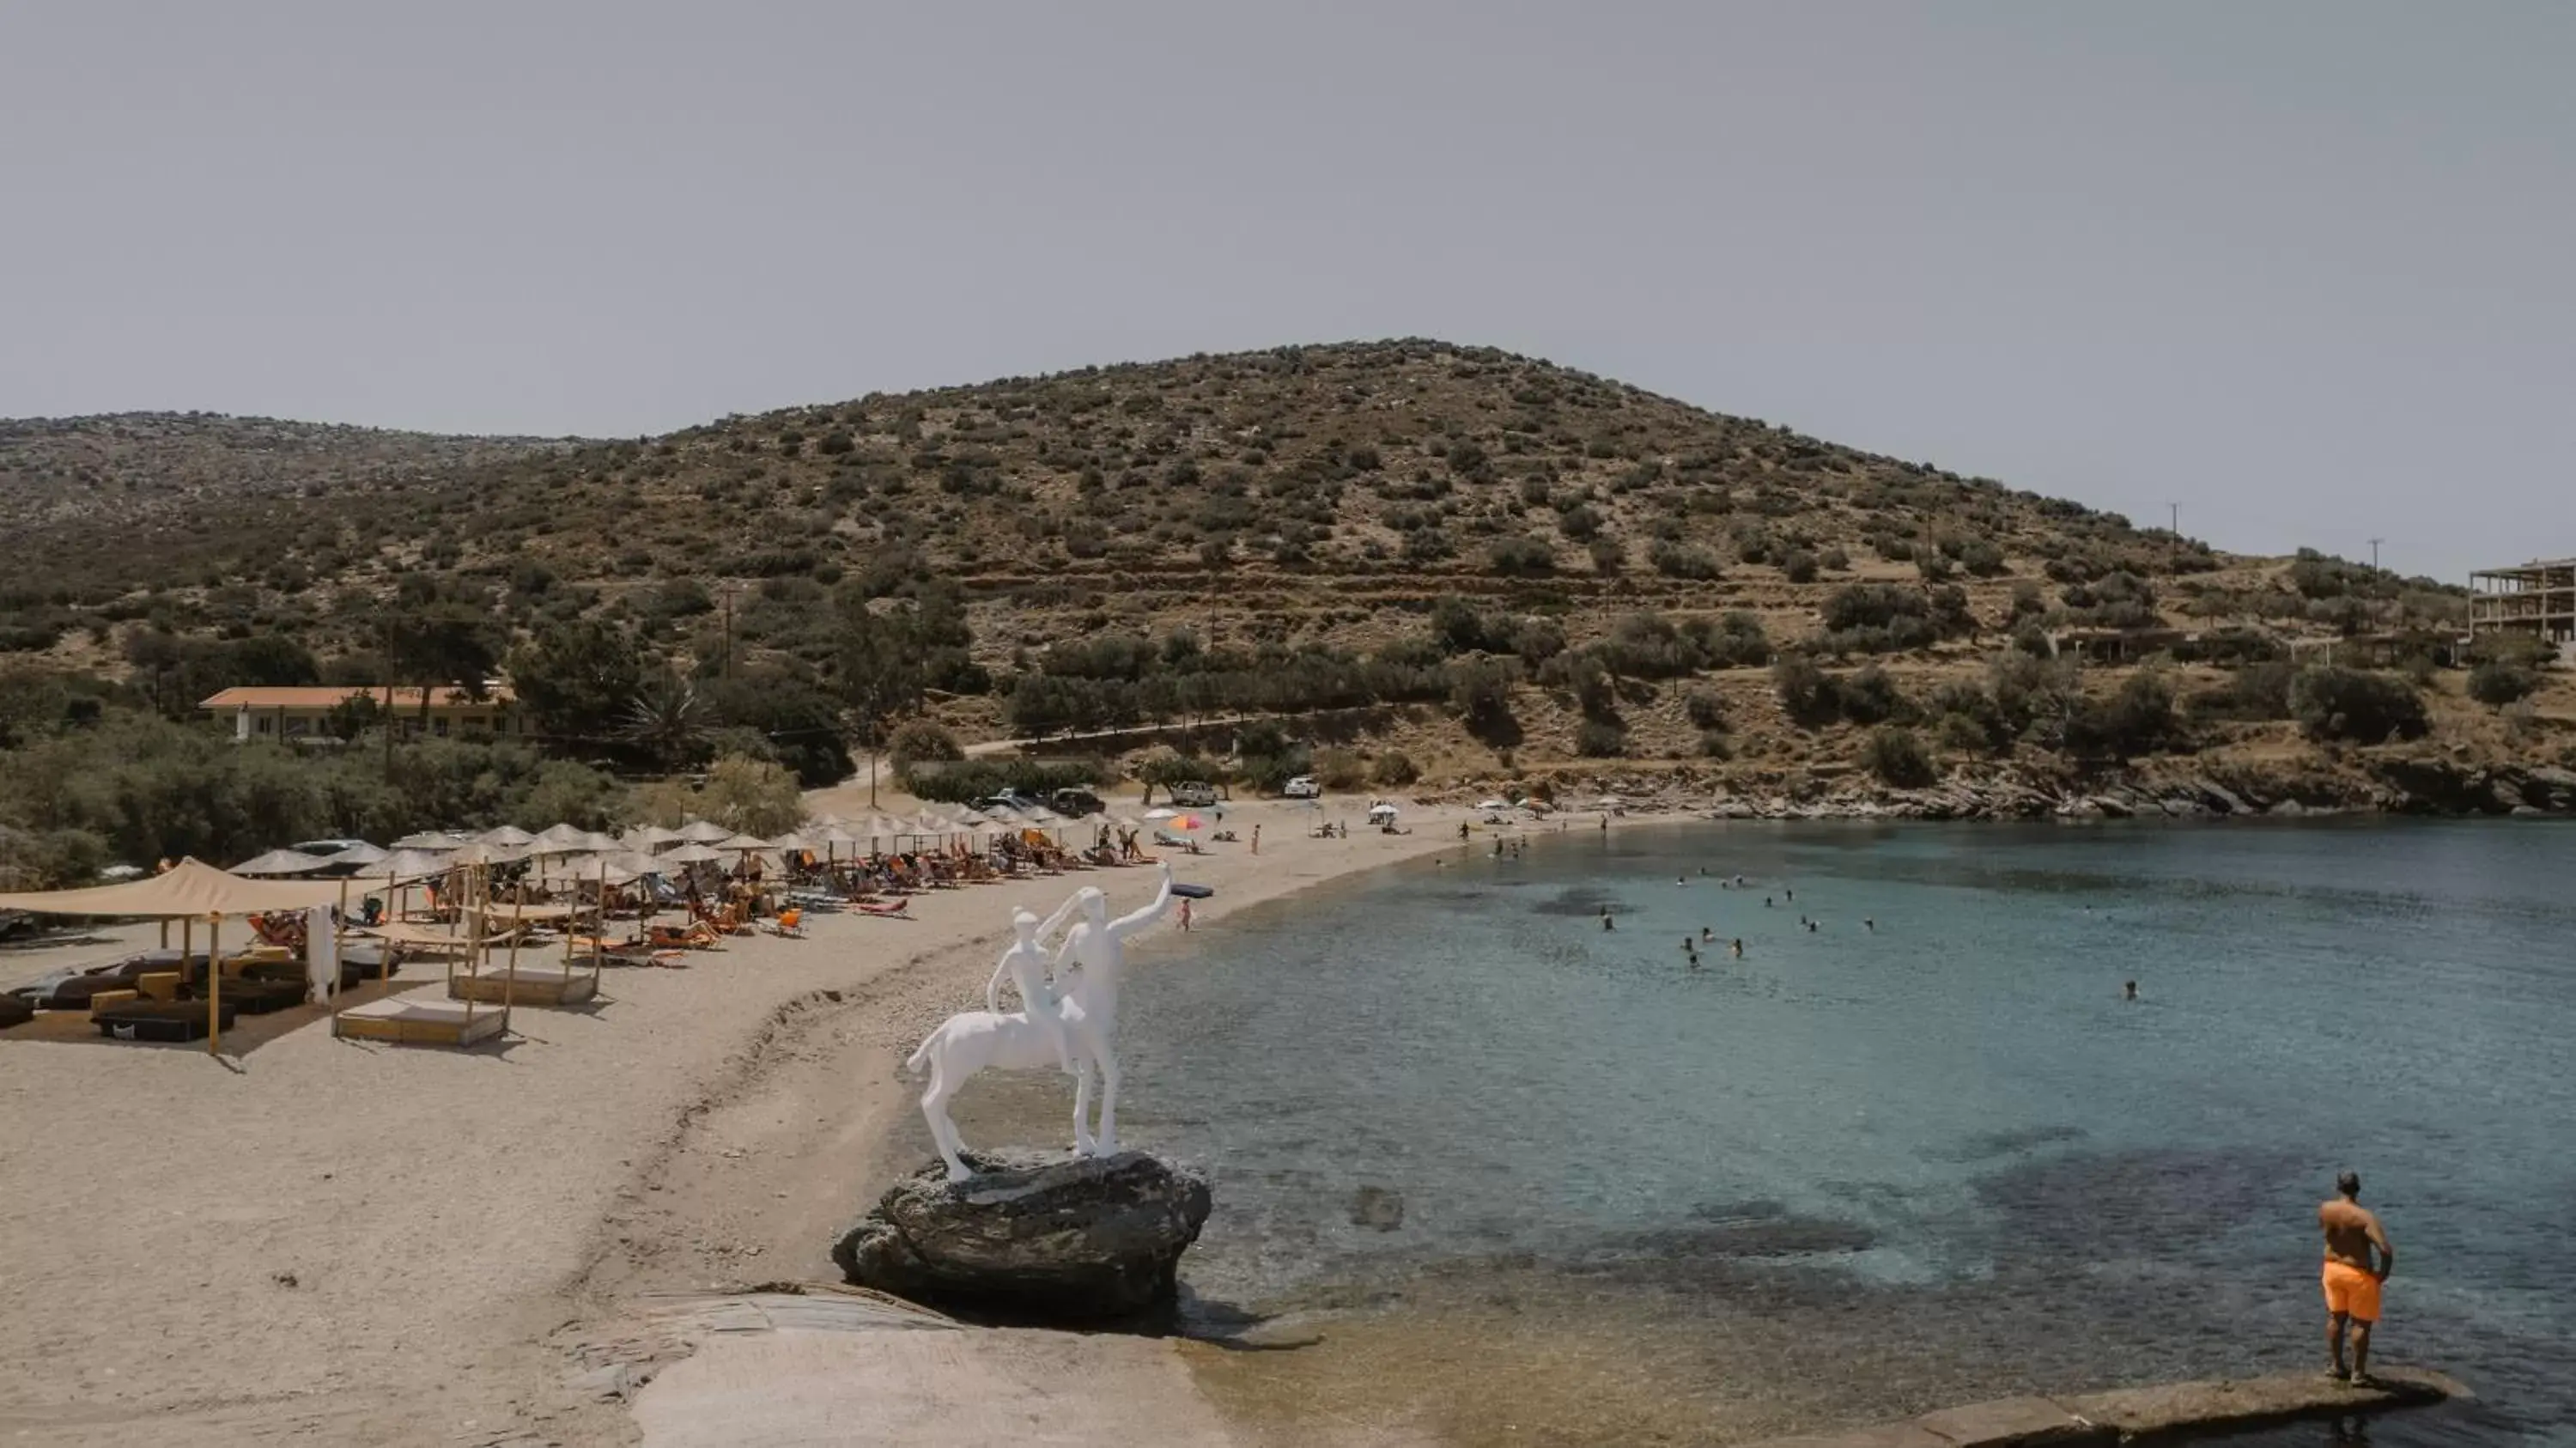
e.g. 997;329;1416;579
955;820;2575;1445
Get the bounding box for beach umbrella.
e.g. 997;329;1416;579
1168;813;1206;832
626;824;683;849
659;843;726;865
529;823;593;854
812;822;862;847
389;830;463;851
767;830;815;852
327;841;391;867
714;831;771;852
1144;806;1176;821
1593;796;1621;808
1367;802;1400;820
230;848;331;877
447;841;526;867
479;824;537;848
1021;806;1062;826
1477;799;1512;812
354;848;453;885
677;819;732;844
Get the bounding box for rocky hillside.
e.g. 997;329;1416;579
1;338;2563;801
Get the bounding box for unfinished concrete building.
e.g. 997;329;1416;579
2469;558;2576;662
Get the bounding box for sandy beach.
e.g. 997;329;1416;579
0;796;1485;1447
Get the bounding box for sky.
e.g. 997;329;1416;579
4;2;2570;581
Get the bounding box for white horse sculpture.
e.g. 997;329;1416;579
1020;862;1175;1159
905;866;1176;1181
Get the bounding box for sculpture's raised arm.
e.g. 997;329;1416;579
1108;862;1177;939
1034;889;1086;952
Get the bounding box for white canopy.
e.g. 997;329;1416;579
1143;807;1176;821
677;820;733;844
326;841;390;867
714;832;771;852
0;858;348;918
659;843;726;865
1477;799;1512;811
479;824;538;848
230;848;332;877
388;830;464;851
1368;802;1400;818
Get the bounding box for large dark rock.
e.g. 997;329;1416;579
832;1149;1212;1323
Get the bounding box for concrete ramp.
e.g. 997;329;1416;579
613;1286;1249;1448
1745;1366;2467;1447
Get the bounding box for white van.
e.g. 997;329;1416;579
1170;782;1219;807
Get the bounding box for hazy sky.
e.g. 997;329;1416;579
5;3;2570;579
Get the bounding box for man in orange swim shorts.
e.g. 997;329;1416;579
2319;1171;2395;1384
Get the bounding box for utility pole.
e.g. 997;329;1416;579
2167;502;2179;537
2369;538;2384;572
721;586;735;682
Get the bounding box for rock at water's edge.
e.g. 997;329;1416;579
832;1149;1212;1323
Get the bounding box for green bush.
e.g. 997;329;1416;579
1573;719;1625;757
1371;749;1419;786
1862;727;1936;788
2290;666;2428;743
1683;685;1727;729
2467;660;2540;707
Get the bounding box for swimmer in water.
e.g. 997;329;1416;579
1730;938;1744;958
1601;913;1616;932
1701;926;1713;941
1785;888;1794;903
2123;980;2138;1001
1765;896;1773;908
1865;918;1875;932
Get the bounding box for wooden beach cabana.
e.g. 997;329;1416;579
0;861;347;1056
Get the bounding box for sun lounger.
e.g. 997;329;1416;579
94;999;239;1043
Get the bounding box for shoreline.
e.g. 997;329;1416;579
0;796;1482;1447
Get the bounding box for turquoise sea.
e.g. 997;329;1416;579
964;820;2576;1444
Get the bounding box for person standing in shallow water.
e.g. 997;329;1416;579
2320;1171;2395;1385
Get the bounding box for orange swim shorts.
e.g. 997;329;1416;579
2322;1260;2383;1323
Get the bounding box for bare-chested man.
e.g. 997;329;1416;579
2319;1171;2395;1384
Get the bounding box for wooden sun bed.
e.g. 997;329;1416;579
447;962;598;1007
331;996;508;1047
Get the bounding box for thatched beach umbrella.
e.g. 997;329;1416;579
389;830;465;851
229;848;331;877
677;820;732;845
479;824;538;849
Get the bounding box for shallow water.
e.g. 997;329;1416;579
960;821;2576;1444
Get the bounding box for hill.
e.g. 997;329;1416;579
0;339;2567;855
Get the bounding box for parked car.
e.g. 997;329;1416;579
1282;776;1321;799
981;790;1049;814
1169;781;1219;807
1049;788;1106;817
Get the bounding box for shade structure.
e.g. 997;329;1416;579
626;824;683;849
1367;802;1400;819
446;841;526;867
479;824;538;848
528;823;593;855
714;832;770;852
946;810;992;829
766;831;815;852
811;823;861;848
1020;807;1061;826
677;820;732;844
1168;814;1206;832
1477;799;1512;811
326;841;390;867
0;858;347;917
576;830;623;854
854;813;910;842
1143;807;1176;821
230;848;333;877
352;848;453;885
659;843;726;865
389;830;465;851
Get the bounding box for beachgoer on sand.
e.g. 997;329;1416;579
2320;1171;2395;1384
1179;897;1192;933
